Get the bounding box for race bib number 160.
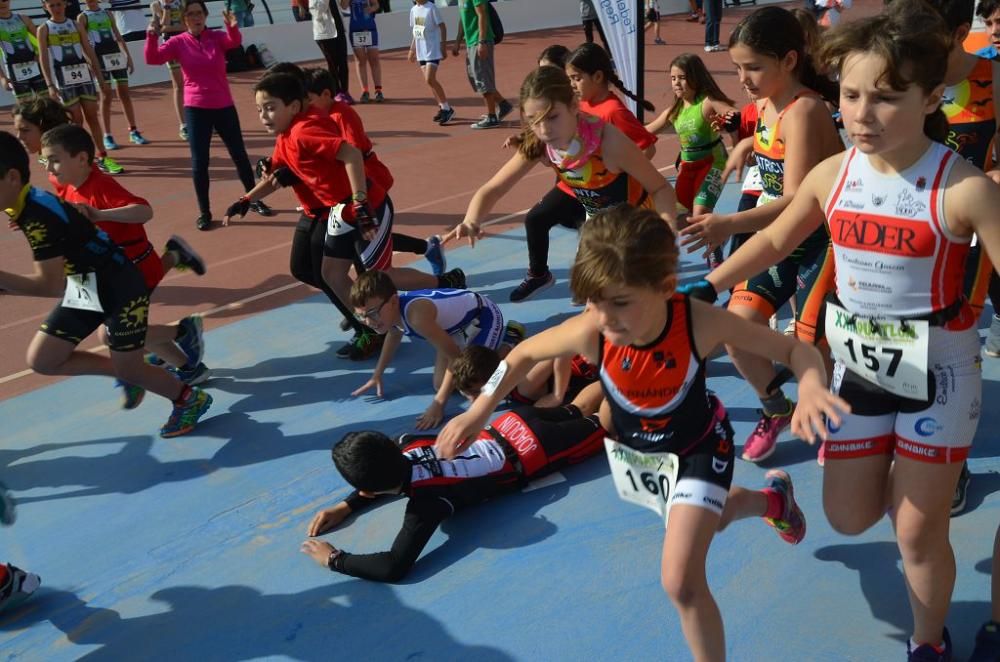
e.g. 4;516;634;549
604;439;679;529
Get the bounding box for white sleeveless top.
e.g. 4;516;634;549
824;142;970;319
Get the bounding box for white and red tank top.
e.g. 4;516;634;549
824;143;971;323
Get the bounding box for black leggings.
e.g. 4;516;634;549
290;213;366;335
316;38;349;96
526;186;586;275
184;105;256;215
582;19;610;53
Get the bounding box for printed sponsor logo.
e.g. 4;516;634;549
621;356;633;371
492;415;540;455
914;416;943;437
844;177;864;192
840;199;866;211
895;437;939;458
830;211;935;257
702;495;724;510
831;309;917;341
711;457;729;474
826;439;875;454
895;190;926;218
871;193;886;207
969;397;981;421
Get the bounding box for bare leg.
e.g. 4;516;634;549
353;48;370;90
368;48;381;88
117;82;138;128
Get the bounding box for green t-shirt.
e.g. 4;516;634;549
460;0;493;47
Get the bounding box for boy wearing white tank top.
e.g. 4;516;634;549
349;270;525;432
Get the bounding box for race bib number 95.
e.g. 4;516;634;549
604;439;679;529
825;302;929;400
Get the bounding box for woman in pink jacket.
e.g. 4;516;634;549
145;0;272;230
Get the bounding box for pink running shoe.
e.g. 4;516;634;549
763;469;806;545
741;400;795;462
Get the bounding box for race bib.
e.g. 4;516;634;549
102;52;126;71
604;439;679;529
61;63;92;84
12;60;41;82
412;24;425;39
63;273;103;313
741;166;763;193
352;30;373;48
825;302;929;400
326;204;353;236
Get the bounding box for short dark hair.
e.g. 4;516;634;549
919;0;974;31
538;44;570;68
451;345;501;396
267;61;305;81
12;97;71;133
303;67;337;96
253;72;306;106
184;0;209;15
350;270;397;308
41;124;95;163
975;0;1000;18
332;431;410;492
0;131;30;184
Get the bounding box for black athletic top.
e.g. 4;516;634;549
327;405;605;582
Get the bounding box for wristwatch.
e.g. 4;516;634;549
326;548;343;570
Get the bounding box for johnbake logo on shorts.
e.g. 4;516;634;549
829;210;935;257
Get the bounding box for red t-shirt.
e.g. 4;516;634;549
271;107;386;222
329;100;394;192
60;166;163;290
739;100;759;141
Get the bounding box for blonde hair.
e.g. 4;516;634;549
570;206;679;302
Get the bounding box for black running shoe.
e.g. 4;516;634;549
509;271;554;302
439;268;466;289
250;200;275;217
438;107;455;125
196;213;212;231
951;461;970;516
165;235;207;275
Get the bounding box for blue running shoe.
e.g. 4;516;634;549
168;361;211;386
129;130;150;145
424;235;446;276
145;353;166;366
176;316;205;366
159;388;213;438
114;380;146;410
103;134;119;151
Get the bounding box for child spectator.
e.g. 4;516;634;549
408;0;452;124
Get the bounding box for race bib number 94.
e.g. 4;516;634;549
604;439;679;529
61;63;92;84
825;302;929;400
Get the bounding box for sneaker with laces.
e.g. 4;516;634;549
986;314;1000;357
908;627;952;662
179;125;189;141
103;134;119;151
742;400;795;462
359;91;371;104
250;200;275;217
374;90;385;103
951;461;970;516
196;213;212;231
336;330;383;360
503;321;527;347
471;114;501;130
439;268;467;289
438;107;455;125
970;621;1000;662
115;380;146;410
129;130;150;145
169;361;211;386
0;481;16;526
159;387;213;438
497;100;514;121
0;565;41;613
763;469;806;545
433;108;445;122
424;235;446;276
165;235;207;275
97;156;124;174
509;271;555;302
175;316;205;366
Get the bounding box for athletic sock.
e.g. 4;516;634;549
173;385;193;405
909;638;944;654
762;488;784;519
362;86;369;92
441;103;451;110
98;150;107;159
375;85;382;91
761;390;789;417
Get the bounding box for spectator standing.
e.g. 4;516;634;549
312;0;349;100
452;0;512;129
341;0;382;103
580;0;610;52
144;0;273;230
108;0;146;41
704;0;723;51
409;0;452;124
224;0;254;27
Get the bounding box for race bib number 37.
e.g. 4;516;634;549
604;439;679;529
825;302;929;400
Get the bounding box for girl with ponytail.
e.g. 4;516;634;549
446;65;679;303
686;3;1000;655
680;6;844;466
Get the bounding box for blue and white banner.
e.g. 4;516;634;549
595;0;645;120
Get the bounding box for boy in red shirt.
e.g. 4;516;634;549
226;72;449;343
40;124;211;407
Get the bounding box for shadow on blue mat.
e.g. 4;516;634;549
4;582;513;661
